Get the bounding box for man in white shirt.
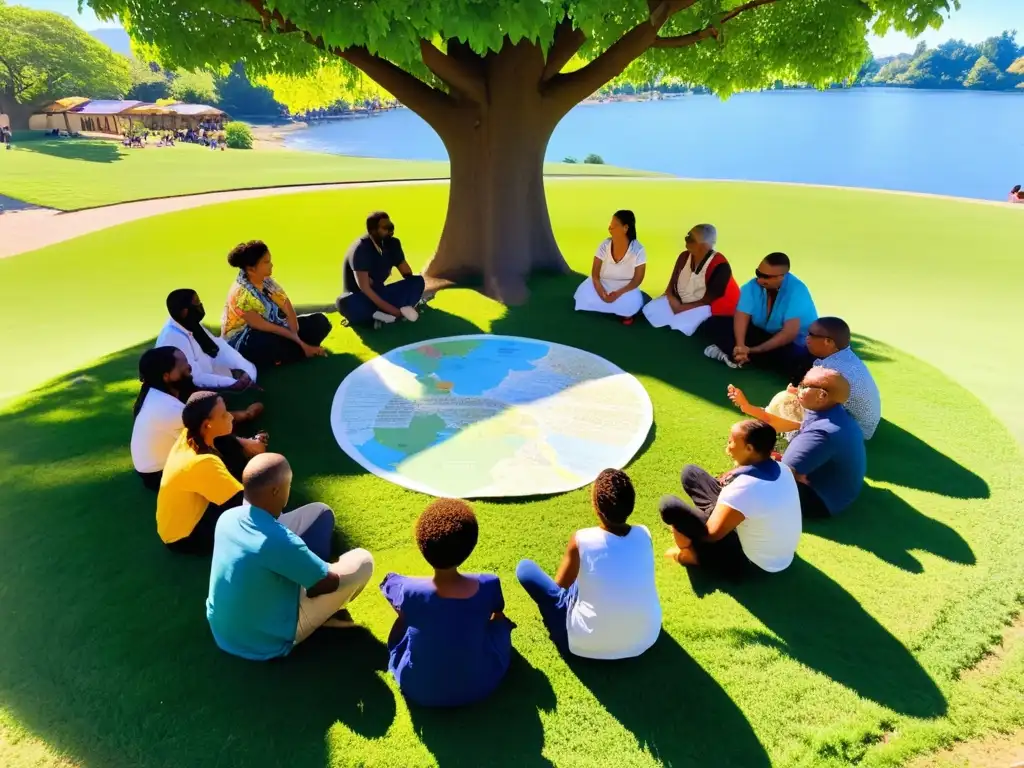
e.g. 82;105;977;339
659;419;802;580
157;289;258;391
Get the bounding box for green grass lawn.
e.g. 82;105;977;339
0;134;656;211
0;180;1022;767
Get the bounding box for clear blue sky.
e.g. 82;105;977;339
14;0;1024;56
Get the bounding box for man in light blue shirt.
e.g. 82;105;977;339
703;252;818;382
207;453;374;661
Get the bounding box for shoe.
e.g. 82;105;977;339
704;344;738;369
400;306;419;322
372;310;396;329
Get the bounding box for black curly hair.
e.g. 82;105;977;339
415;498;479;569
592;468;635;526
227;240;269;270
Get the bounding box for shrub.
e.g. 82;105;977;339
563;156;578;163
224;121;254;149
583;153;605;164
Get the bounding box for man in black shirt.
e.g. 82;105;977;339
336;211;425;327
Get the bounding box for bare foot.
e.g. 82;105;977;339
233;402;264;424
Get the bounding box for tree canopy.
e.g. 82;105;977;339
0;1;131;123
170;68;219;103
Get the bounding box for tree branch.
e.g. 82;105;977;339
541;17;587;82
653;0;783;48
543;0;698;103
419;39;487;104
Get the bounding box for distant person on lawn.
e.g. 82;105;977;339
573;210;647;323
781;368;866;518
336;212;425;328
221;240;331;368
702;252;817;378
1009;185;1024;203
207;453;375;660
381;498;514;707
643;223;740;335
659;420;802;581
157;391;263;554
158;289;258;392
726;317;882;441
516;469;661;660
131;348;265;491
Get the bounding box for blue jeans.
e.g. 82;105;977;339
336;276;425;326
516;559;577;653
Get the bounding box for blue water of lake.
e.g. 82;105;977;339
284;88;1024;201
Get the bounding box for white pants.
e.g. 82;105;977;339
642;296;712;336
574;278;645;318
277;504;375;645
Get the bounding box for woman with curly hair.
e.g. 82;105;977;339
380;499;514;707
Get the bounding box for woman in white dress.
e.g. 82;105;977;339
573;210;647;323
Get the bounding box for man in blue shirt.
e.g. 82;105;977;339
207;453;375;660
703;252;818;382
781;368;866;518
336;212;426;328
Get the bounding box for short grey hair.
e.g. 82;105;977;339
692;223;717;248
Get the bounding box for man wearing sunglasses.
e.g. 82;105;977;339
701;252;817;380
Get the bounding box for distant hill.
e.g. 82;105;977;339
89;28;132;57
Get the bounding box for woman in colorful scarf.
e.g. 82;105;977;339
221;240;332;369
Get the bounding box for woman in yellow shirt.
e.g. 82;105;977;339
156;391;248;554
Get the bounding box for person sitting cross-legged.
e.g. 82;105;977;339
516;469;662;660
643;223;739;336
659;420;802;581
573;209;647;323
702;251;817;379
206;453;375;660
158;288;258;392
381;498;514;707
336;211;425;328
781;368;866;519
727;317;882;442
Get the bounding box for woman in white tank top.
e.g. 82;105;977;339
516;469;662;659
573;210;648;323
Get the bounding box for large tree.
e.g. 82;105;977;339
88;0;959;302
0;1;131;130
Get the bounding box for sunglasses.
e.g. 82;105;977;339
755;269;784;280
806;331;833;341
684;233;695;243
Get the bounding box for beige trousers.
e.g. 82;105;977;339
277;504;375;645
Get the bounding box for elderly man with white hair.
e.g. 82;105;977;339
643;223;740;336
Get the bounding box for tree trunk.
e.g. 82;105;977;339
0;96;36;131
421;42;571;305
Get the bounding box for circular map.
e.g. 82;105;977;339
330;335;653;498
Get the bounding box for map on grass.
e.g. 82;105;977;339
330;335;653;498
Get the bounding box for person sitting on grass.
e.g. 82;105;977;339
659;420;802;581
725;317;881;442
131;347;265;492
158;289;258;392
336;212;425;328
157;391;265;555
206;453;375;660
573;210;647;324
516;469;661;660
781;368;866;519
643;223;739;336
381;498;514;707
701;252;817;377
221;240;331;368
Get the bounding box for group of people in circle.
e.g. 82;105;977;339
127;207;882;708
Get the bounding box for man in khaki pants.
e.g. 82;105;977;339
206;453;374;660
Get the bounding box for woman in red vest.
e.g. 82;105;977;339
642;223;740;335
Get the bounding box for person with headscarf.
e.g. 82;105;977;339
132;348;266;492
221;240;332;368
643;223;739;336
157;289;258;391
573;210;648;324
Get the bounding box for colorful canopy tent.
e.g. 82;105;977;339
29;99;229;134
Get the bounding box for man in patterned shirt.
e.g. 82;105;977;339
725;317;881;441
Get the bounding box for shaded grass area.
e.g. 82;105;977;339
0;134;656;210
0;181;1023;767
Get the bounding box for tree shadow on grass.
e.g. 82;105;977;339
19;137;123;164
0;342;397;768
568;631;770;767
409;649;557;768
688;557;947;719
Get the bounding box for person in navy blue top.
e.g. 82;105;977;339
381;498;514;708
782;367;866;518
